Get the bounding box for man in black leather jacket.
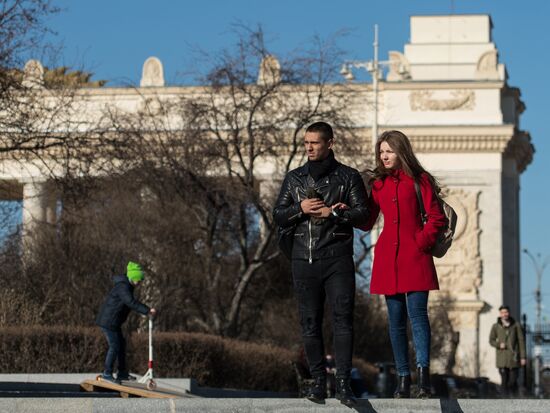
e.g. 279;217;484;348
273;122;369;405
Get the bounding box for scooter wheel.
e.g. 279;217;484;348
96;375;102;381
147;379;156;390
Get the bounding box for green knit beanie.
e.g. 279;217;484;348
127;261;144;282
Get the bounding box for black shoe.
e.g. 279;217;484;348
416;367;431;399
117;372;136;382
305;375;326;404
335;376;357;407
394;375;411;398
99;373;120;384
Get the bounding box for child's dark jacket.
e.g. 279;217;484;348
96;275;149;331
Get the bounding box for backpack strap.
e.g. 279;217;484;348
414;180;428;225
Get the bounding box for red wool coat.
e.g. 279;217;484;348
361;170;447;295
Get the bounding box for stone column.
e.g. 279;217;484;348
22;180;55;244
45;189;58;225
448;300;486;377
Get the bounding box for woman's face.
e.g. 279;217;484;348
380;141;400;170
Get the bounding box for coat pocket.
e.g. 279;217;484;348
414;230;429;252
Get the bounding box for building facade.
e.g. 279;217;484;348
0;15;533;382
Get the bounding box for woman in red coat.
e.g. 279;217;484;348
357;130;446;398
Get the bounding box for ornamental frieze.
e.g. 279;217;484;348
409;89;475;111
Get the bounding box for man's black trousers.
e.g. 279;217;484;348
292;255;355;378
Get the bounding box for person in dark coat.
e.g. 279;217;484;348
273;122;369;407
489;305;526;397
96;261;156;382
357;130;446;398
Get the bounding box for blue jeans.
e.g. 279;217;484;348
385;291;430;376
101;327;127;376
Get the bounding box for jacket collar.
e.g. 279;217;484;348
114;274;133;288
390;168;412;179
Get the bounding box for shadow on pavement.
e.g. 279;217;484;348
440;398;465;413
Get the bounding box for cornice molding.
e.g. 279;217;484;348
353;125;534;172
410;134;512;152
69;79;506;98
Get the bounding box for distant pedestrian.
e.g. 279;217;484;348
489;305;526;397
96;261;156;383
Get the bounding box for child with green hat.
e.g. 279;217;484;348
96;261;156;383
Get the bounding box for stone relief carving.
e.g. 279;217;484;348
140;57;165;87
410;89;475;111
435;189;482;299
257;55;281;85
387;51;411;81
22;59;45;88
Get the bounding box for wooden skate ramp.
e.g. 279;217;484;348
80;379;189;399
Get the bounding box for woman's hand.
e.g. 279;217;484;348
331;202;350;211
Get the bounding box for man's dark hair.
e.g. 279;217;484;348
306;122;334;142
499;305;510;311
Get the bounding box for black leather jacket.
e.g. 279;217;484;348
273;161;369;262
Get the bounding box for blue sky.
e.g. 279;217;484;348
44;0;550;324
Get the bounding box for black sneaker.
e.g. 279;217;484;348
100;374;120;384
117;372;137;381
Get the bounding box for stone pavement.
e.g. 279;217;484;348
0;398;549;412
0;374;547;412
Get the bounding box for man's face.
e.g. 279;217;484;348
499;308;510;321
304;131;333;161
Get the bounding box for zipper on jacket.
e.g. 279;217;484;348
289;188;302;221
308;219;313;264
332;232;349;237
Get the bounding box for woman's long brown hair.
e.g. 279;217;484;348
368;130;440;192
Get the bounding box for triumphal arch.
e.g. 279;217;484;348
0;15;532;382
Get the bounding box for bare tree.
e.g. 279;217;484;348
68;26;367;337
0;25;372;342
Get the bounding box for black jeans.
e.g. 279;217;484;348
499;367;518;396
101;327;127;376
292;256;355;378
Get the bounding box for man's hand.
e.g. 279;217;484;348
301;198;325;215
310;206;332;219
521;358;527;366
500;343;506;349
